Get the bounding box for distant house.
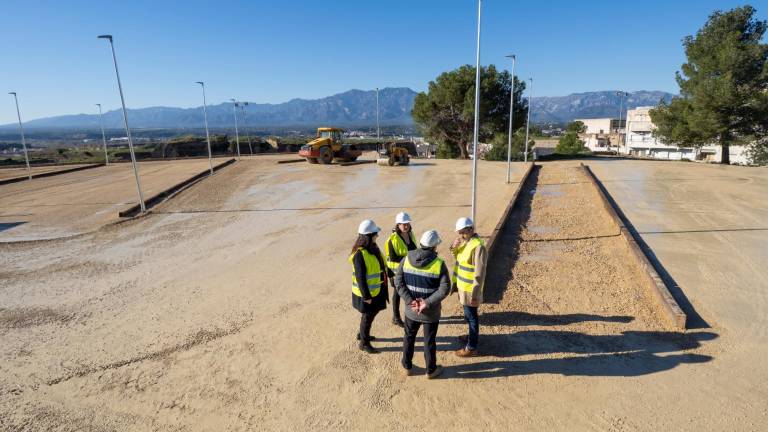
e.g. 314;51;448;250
574;118;625;152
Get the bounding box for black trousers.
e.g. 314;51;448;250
392;291;401;319
402;317;439;373
359;309;379;343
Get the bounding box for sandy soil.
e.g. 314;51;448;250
0;157;764;431
0;158;228;241
0;165;93;181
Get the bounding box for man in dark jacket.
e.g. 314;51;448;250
395;230;451;379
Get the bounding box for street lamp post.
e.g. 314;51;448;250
98;34;145;212
470;0;483;224
524;78;533;163
505;54;516;183
375;87;380;140
195;81;214;175
95;103;109;165
616;91;628;154
231;99;241;159
8;92;31;180
241;102;253;155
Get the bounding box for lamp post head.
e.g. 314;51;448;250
97;35;113;41
195;81;204;86
95;103;101;107
505;54;515;60
8;92;16;96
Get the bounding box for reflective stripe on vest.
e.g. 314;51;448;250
452;236;485;292
402;255;444;299
348;248;383;298
385;231;417;270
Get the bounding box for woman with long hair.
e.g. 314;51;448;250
349;219;388;354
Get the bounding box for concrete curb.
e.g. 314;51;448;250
580;163;687;331
485;162;535;258
0;163;104;186
118;158;236;218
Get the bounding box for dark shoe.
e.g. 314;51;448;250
455;348;479;358
458;334;468;343
359;343;380;354
392;317;405;328
426;365;444;379
356;333;376;341
402;367;416;377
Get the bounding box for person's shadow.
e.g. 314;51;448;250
373;325;716;379
445;329;716;379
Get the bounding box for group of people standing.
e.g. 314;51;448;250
349;212;487;379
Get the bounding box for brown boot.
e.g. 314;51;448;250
455;348;479;358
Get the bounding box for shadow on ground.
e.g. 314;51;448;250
370;163;718;379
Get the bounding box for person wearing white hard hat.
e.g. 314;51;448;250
384;211;417;328
349;219;388;354
394;230;451;379
450;217;487;357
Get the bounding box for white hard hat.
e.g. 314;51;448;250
395;212;412;224
455;217;474;231
358;219;381;235
420;230;442;248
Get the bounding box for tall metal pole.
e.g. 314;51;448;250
375;87;380;140
505;54;516;183
616;91;626;153
231;99;241;159
524;78;533;163
8;92;31;180
96;103;109;165
196;82;214;175
98;35;145;212
241;102;253;155
470;0;482;224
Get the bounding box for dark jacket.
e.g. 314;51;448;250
351;245;388;313
386;229;417;278
394;247;451;323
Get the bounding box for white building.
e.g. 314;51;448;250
622;106;751;163
574;118;625;152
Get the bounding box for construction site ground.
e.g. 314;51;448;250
0;158;228;242
0;156;766;431
0;164;93;181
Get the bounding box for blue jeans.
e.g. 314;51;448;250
463;305;479;350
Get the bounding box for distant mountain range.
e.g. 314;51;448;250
1;88;675;130
530;90;675;123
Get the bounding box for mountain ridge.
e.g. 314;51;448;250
1;88;676;130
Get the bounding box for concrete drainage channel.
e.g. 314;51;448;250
0;163;104;185
118;158;236;218
581;163;687;330
487;162;687;333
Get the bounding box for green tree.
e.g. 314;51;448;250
566;121;587;134
649;6;768;164
484;130;534;161
555;132;587;155
412;64;528;159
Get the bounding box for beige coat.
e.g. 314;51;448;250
450;236;487;307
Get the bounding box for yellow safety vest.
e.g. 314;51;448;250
385;231;417;270
402;255;444;298
452;236;485;293
349;248;383;298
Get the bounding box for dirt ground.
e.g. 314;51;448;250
0;157;765;431
0;165;93;181
0;159;227;241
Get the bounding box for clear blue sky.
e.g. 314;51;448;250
0;0;763;124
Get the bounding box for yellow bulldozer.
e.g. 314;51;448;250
298;127;362;164
376;141;410;166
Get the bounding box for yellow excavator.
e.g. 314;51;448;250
299;127;362;164
376;142;410;166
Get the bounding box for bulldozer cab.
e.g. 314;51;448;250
317;128;343;145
